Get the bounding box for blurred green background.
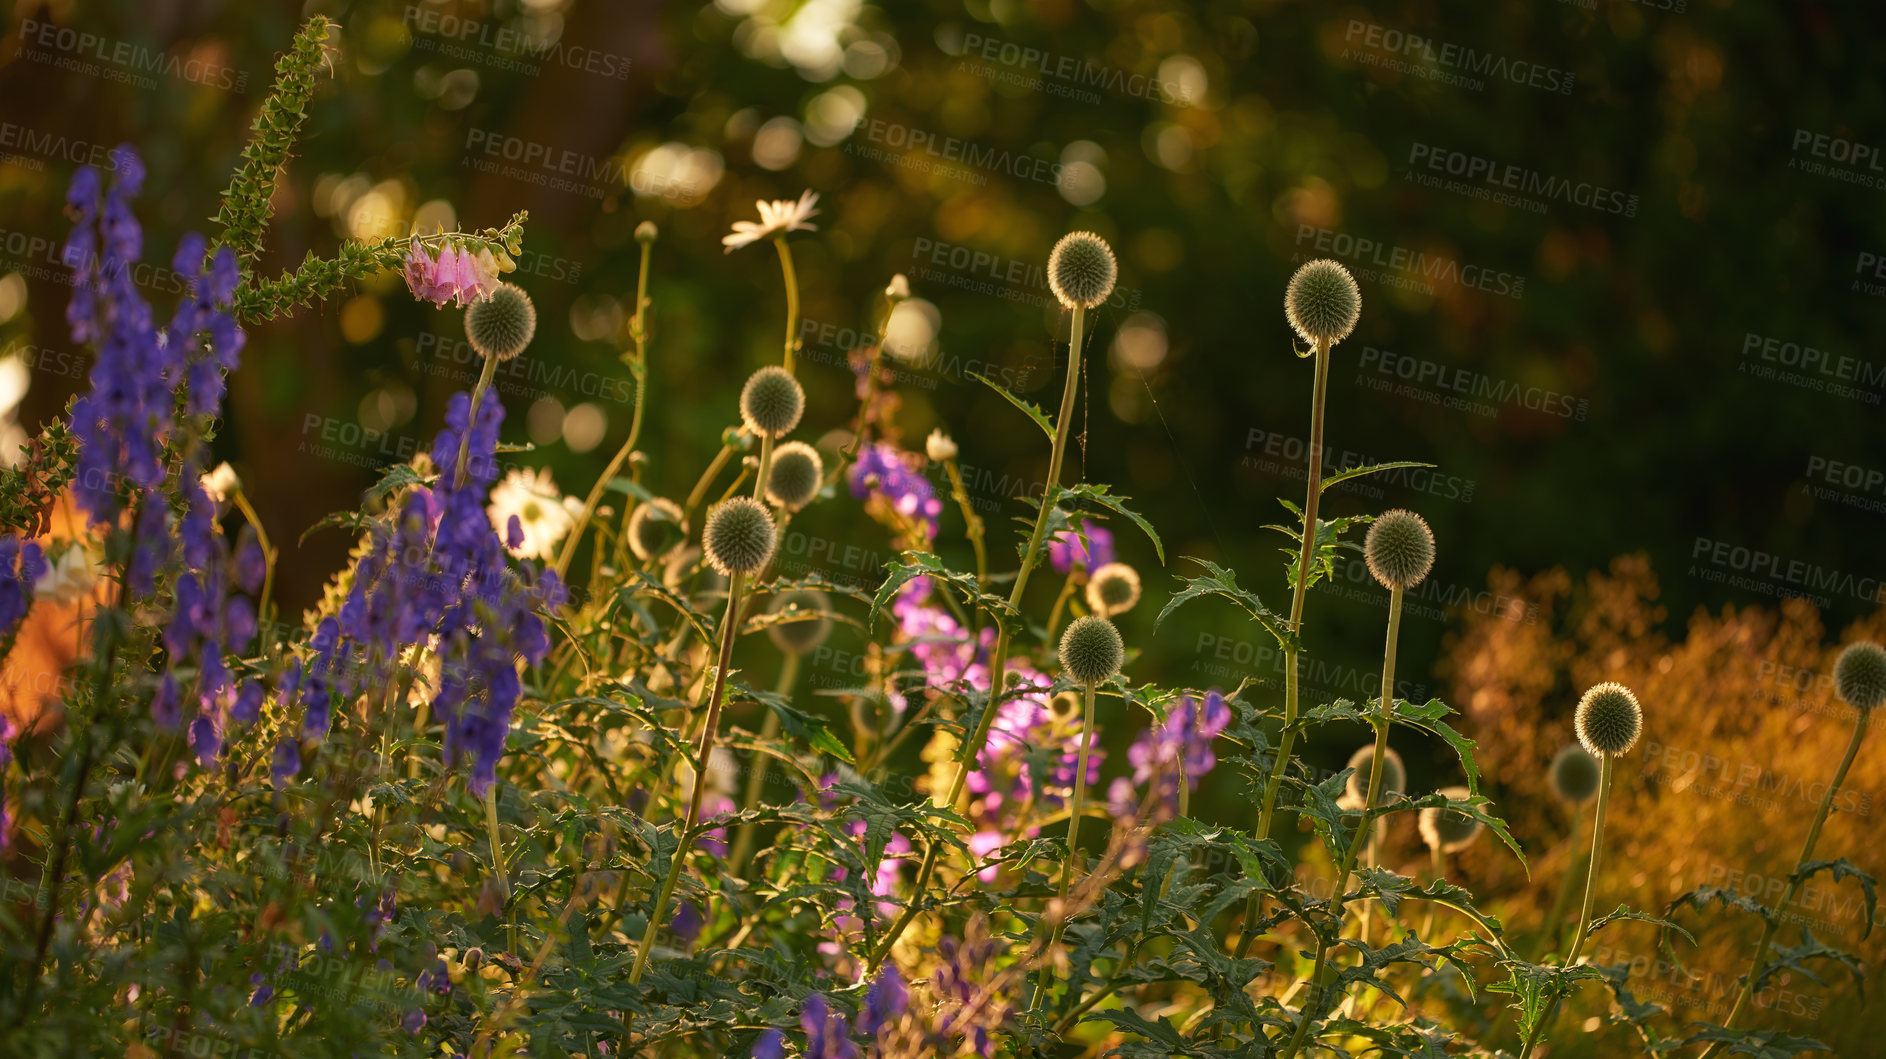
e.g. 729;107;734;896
1;0;1882;1035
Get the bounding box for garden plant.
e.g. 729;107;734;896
0;18;1878;1059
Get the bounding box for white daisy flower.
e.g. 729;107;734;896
721;189;820;252
201;462;241;503
486;468;581;561
35;542;100;606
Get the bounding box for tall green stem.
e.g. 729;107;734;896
485;783;516;953
630;571;746;984
774;237;800;374
1237;338;1329;962
868;304;1088;971
1033;680;1097;1008
727;651;798;876
1519;754;1616;1059
1276;582;1399;1059
1698;709;1869;1059
454;352;500;489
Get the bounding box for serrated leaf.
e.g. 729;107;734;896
1153;556;1296;651
968;371;1055;441
1320;460;1435;494
1053;482;1165;565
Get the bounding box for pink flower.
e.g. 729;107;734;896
402;243;503;307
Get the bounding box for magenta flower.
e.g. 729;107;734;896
402;242;501;308
1049;523;1113;574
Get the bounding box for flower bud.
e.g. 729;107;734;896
765;441;824;512
1341;745;1405;809
925;429;957;462
627;497;687;562
766;589;832;655
1047;231;1117;310
1284;258;1361;346
1059;615;1124;686
1575;682;1643;757
465;283;537;361
702;496;776;576
740;366;805;439
1364;509;1435;590
1418;785;1485;854
1834;641;1886;711
1548;744;1601;805
1085;562;1142;617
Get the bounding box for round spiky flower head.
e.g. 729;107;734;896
1575;682;1643;757
1548;744;1601;806
740;366;805;439
1285;258;1361;346
1419;785;1485;854
702;496;776;576
1834;641;1886;711
765;441;824;511
766;589;832;655
1047;231;1118;310
1059;614;1124;686
1341;745;1406;809
465;283;537;361
627;497;687;562
1365;509;1435;590
1085;562;1142;617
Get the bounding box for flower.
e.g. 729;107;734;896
765;441;824;511
885;273;910;300
925;429;957;462
465;283;537;361
1834;641;1886;710
402;241;501;308
1048;523;1113;574
0;536;47;635
703;496;778;575
1364;509;1436;590
1046;231;1118;309
1548;744;1600;804
1085;562;1141;617
1575;682;1644;757
849;443;943;537
1110;689;1230;817
1418;785;1485;854
1284;258;1362;346
201;462;241;502
722;189;820;252
486;467;580;561
1059;615;1124;686
740;365;806;439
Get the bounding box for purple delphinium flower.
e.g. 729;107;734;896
0;536;46;637
862;965;908;1038
64;146;244;526
801;994;860;1059
849;442;943;537
231;680;264;725
750;1029;786;1059
271;738;300;789
1048;522;1113;575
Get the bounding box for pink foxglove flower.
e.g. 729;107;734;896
403;242;503;307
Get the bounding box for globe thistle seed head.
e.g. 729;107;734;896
635;220;659;244
1341;745;1406;809
465;283;537;361
1059;615;1124;686
765;441;824;511
702;496;776;576
1575;682;1643;757
1834;641;1886;711
1047;231;1118;310
1418;785;1485;854
1364;509;1436;590
766;589;832;655
740;366;805;439
1285;258;1361;346
1548;744;1601;806
1085;562;1142;617
627;497;687;562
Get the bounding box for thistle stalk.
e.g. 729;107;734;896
775;237;800;374
630;570;746;984
454;351;500;489
869;301;1089;972
1699;709;1870;1059
1519;755;1615;1059
1032;678;1099;1008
